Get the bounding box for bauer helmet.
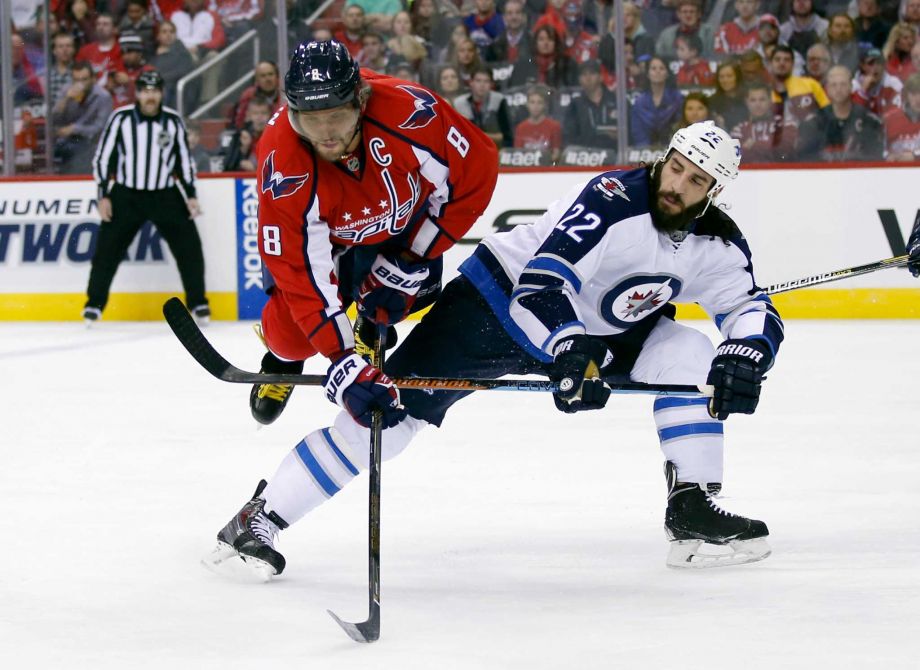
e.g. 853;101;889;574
667;121;741;198
284;40;361;112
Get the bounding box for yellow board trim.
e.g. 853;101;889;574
1;288;918;321
0;292;238;321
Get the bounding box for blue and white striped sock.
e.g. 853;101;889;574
653;396;724;484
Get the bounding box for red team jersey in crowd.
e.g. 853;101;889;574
76;42;124;81
676;60;716;86
256;70;498;360
714;20;759;55
884;108;920;157
514;117;563;152
730;116;798;162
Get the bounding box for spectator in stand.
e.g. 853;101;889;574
755;13;804;73
853;46;904;115
708;60;749;131
335;3;366;58
825;13;860;73
77;13;124;81
730;80;797;161
598;1;654;73
438;22;472;65
716;0;763;56
185;119;213;173
223;95;271;171
486;0;532;66
313;27;333;42
674;33;716;87
563;58;618;149
513;83;562;162
358;31;391;72
150;0;186;23
558;0;600;64
655;0;714;63
347;0;402;34
884;71;920;159
172;0;226;61
779;0;827;58
451;36;483;86
388;58;420;81
410;0;452;57
581;0;614;36
108;32;156;106
59;0;97;49
630;55;684;148
678;91;714;129
228;60;280;128
856;0;893;49
912;40;920;77
798;65;884;160
119;0;156;58
739;48;770;85
11;33;44;104
804;42;832;84
50;33;78;105
883;22;917;82
387;10;427;71
436;64;464;105
902;0;920;32
769;44;829;125
464;0;505;57
454;66;514;147
151;19;198;109
52;60;114;173
508;24;578;88
211;0;264;43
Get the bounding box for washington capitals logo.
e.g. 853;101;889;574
260;150;310;200
397;85;438;130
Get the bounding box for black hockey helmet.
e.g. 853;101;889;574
136;70;165;90
285;40;361;112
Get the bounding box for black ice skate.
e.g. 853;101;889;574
190;304;211;326
663;461;770;568
249;325;303;425
203;480;289;581
82;306;101;326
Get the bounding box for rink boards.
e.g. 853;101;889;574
1;165;918;321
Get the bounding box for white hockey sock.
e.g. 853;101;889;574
261;413;428;525
653;396;724;484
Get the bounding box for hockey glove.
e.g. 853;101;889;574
549;335;611;413
357;254;430;325
706;339;773;420
324;353;407;428
907;219;920;278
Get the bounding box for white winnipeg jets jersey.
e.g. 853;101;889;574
458;167;784;363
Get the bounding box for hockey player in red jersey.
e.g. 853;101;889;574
248;40;498;428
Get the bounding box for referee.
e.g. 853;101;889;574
83;70;210;324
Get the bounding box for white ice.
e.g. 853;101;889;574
2;319;919;669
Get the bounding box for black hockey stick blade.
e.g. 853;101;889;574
327;607;379;643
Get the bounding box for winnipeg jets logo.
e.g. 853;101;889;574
260;150;310;200
622;280;671;318
595;176;630;202
600;275;682;328
397;85;438;130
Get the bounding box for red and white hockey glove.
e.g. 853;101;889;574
357;254;430;325
323;353;406;428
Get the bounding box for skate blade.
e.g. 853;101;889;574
200;542;277;582
667;537;772;569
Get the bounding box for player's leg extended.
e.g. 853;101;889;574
631;317;770;568
208;277;539;580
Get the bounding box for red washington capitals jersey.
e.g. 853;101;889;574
256;70;499;360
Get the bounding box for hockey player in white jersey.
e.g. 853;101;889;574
209;121;785;578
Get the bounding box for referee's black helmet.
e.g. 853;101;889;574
137;70;165;90
285;40;361;112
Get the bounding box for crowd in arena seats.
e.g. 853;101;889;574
5;0;920;173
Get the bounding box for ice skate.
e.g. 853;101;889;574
203;480;288;581
82;306;101;326
190;304;211;327
249;325;303;425
663;461;770;569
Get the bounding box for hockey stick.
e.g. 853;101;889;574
764;255;911;295
327;320;385;643
161;298;710;396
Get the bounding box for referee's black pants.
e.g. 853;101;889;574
85;185;207;311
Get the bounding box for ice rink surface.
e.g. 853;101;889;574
2;318;919;669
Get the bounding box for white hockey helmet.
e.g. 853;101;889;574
666;121;741;202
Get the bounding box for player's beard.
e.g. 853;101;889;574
648;164;709;233
309;122;362;162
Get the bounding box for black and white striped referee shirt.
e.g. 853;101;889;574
92;103;196;200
